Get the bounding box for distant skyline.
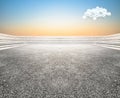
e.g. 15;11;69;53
0;0;120;36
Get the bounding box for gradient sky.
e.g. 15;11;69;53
0;0;120;36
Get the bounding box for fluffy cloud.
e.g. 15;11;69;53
83;6;111;20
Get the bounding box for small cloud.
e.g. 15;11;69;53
83;6;111;20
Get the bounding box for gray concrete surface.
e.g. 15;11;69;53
0;44;120;98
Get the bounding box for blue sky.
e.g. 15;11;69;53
0;0;120;36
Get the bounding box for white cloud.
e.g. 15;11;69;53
83;6;111;20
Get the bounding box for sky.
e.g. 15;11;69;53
0;0;120;36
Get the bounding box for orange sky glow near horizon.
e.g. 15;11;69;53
1;21;120;36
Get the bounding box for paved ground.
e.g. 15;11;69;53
0;44;120;98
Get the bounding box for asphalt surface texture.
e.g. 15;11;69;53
0;44;120;98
